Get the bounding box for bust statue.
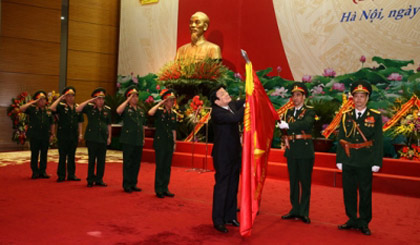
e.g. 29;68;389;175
175;12;222;61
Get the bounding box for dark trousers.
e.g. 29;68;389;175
342;164;373;227
30;138;49;175
212;155;241;225
57;138;78;179
122;144;143;189
286;157;314;217
86;141;107;183
154;146;173;193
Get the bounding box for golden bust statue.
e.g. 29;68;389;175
175;12;222;61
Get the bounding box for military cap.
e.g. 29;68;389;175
124;85;139;98
351;80;372;95
33;90;47;100
62;86;76;96
91;87;106;98
291;82;309;96
160;89;176;100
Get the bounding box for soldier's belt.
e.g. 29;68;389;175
339;139;373;157
285;134;312;140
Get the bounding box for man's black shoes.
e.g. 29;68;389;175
39;173;50;179
338;223;355;230
360;226;371;235
95;181;107;187
214;224;228;233
124;188;133;193
57;177;65;182
156;193;165;198
132;186;142;192
301;216;311;224
281;213;297;220
225;219;240;227
163;191;175;197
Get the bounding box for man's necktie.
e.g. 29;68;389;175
357;112;362;119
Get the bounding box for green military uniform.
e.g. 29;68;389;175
120;86;146;192
82;88;112;186
55;87;84;181
283;104;316;218
337;81;383;230
153;107;177;195
25;91;54;178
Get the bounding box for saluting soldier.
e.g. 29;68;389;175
116;85;146;193
20;90;54;179
148;89;177;198
277;82;315;224
336;80;383;236
76;88;112;187
50;86;84;182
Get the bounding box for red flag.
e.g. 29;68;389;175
240;61;279;236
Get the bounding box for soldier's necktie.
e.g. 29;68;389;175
357;112;362;119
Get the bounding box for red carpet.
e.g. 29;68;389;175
0;158;419;244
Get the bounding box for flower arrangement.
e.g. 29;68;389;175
399;144;420;161
157;58;229;82
184;95;208;122
6;92;31;145
389;106;420;146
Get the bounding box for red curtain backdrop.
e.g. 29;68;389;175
177;0;294;80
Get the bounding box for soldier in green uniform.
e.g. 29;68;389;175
20;91;54;179
116;86;146;193
336;80;383;236
49;86;84;182
76;87;112;187
277;82;315;224
148;89;177;198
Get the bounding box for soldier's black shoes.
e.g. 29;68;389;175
132;187;142;192
57;177;65;182
301;216;311;224
281;213;297;220
338;223;355;230
95;181;107;187
124;188;133;193
360;226;371;235
156;193;165;198
87;182;93;187
68;176;81;181
214;224;228;233
163;191;175;197
31;173;39;179
39;173;50;179
225;219;240;227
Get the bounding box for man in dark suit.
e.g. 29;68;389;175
209;85;245;233
277;82;315;224
336;80;383;235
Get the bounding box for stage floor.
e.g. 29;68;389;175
0;149;419;244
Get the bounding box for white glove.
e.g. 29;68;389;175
371;165;380;172
336;163;342;170
276;120;289;129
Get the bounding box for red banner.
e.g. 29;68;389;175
240;62;279;236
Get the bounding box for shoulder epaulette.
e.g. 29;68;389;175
305;105;314;109
59;102;66;106
369;108;381;114
157;107;164;111
87;102;94;106
104;105;111;110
